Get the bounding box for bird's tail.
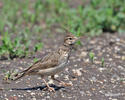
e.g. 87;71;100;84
12;65;32;81
12;71;26;81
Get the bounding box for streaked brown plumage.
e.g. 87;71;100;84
13;33;78;92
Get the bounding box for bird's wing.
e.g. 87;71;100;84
23;52;60;74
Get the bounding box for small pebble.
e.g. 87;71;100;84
72;69;82;76
74;64;78;67
32;98;36;100
46;96;50;99
30;92;35;95
80;51;87;57
98;68;106;72
64;75;69;80
48;79;54;84
27;90;31;93
54;74;59;78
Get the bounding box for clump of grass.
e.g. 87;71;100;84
76;40;82;46
89;52;95;63
33;58;39;63
0;31;43;59
0;31;29;59
3;69;18;82
120;78;125;82
101;57;105;67
1;0;125;37
34;42;43;52
1;0;125;61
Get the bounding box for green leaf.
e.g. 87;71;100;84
33;58;39;63
34;42;43;52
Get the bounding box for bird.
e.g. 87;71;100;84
12;33;78;92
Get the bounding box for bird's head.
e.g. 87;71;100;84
64;34;78;46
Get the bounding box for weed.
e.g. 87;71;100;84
89;52;95;63
0;31;34;59
101;57;105;67
120;78;125;82
0;31;43;59
1;0;125;36
33;58;39;63
0;0;125;60
3;69;18;81
34;42;43;52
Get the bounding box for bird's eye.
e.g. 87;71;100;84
68;37;72;40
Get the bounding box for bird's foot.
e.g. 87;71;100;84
48;87;55;92
44;86;55;92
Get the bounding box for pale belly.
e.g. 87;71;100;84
38;62;68;76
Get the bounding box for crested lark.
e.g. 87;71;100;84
13;33;78;92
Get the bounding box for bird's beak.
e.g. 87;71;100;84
75;36;79;41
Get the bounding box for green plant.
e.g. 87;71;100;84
41;0;125;36
101;57;105;67
33;58;39;63
1;0;125;37
34;42;43;52
120;78;125;82
76;40;82;46
0;0;125;61
3;69;18;81
0;31;43;59
89;52;95;63
0;31;29;59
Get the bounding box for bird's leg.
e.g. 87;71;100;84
51;75;72;86
42;79;55;92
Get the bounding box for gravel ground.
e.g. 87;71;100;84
0;33;125;100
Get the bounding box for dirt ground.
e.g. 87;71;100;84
0;32;125;100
